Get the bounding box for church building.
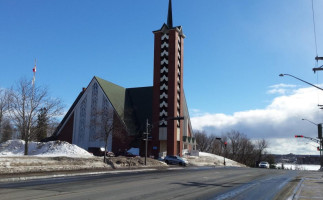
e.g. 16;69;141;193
54;0;196;157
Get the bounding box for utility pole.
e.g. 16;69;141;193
145;119;149;166
313;57;323;73
318;124;323;171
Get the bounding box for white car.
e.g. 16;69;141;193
259;161;270;168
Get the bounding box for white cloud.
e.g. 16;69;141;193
267;83;297;95
269;84;297;89
191;86;323;154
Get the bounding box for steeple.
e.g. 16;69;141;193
152;0;186;157
167;0;173;28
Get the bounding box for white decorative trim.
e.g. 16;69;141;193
89;83;99;142
160;67;168;73
160;84;168;90
160;110;168;117
161;58;168;65
162;34;169;40
161;42;169;48
160;101;168;108
160;92;168;99
159;120;167;126
161;50;169;57
160;75;168;82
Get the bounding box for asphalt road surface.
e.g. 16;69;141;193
0;167;298;200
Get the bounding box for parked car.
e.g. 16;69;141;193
124;152;139;157
88;147;114;157
164;155;188;166
259;161;270;168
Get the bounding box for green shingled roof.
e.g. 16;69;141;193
95;76;126;119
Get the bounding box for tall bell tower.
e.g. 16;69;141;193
151;0;185;157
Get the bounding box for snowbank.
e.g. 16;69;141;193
276;163;321;171
186;152;246;167
0;140;93;157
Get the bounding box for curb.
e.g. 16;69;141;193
0;166;186;183
0;168;160;183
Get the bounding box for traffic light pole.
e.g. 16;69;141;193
320;138;323;171
295;135;323;171
216;137;227;166
145;119;149;166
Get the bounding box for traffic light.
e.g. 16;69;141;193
318;147;320;151
295;135;304;138
318;124;322;139
224;141;227;147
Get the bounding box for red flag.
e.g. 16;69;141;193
33;65;36;73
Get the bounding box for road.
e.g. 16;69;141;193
0;167;298;200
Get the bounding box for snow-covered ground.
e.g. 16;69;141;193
0;140;245;175
0;140;93;157
186;152;246;167
276;163;321;171
0;140;107;174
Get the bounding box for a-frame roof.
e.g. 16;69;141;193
95;76;126;119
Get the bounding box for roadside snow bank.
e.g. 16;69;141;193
276;163;320;171
186;152;246;167
0;140;93;157
0;156;110;174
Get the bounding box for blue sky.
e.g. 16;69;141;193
1;0;323;154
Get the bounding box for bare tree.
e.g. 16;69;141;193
194;130;210;152
194;129;270;167
90;107;128;163
227;130;244;160
255;139;268;163
7;78;64;155
0;88;9;139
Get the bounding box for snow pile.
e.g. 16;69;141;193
0;156;109;174
0;140;93;157
186;152;246;167
276;163;321;171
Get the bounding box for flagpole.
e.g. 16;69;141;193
26;58;36;155
32;58;36;85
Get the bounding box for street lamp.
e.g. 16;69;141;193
144;116;185;165
302;118;319;126
279;74;323;91
301;118;322;139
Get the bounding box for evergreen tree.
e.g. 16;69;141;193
35;107;49;141
1;120;13;143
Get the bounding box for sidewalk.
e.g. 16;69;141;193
289;171;323;200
